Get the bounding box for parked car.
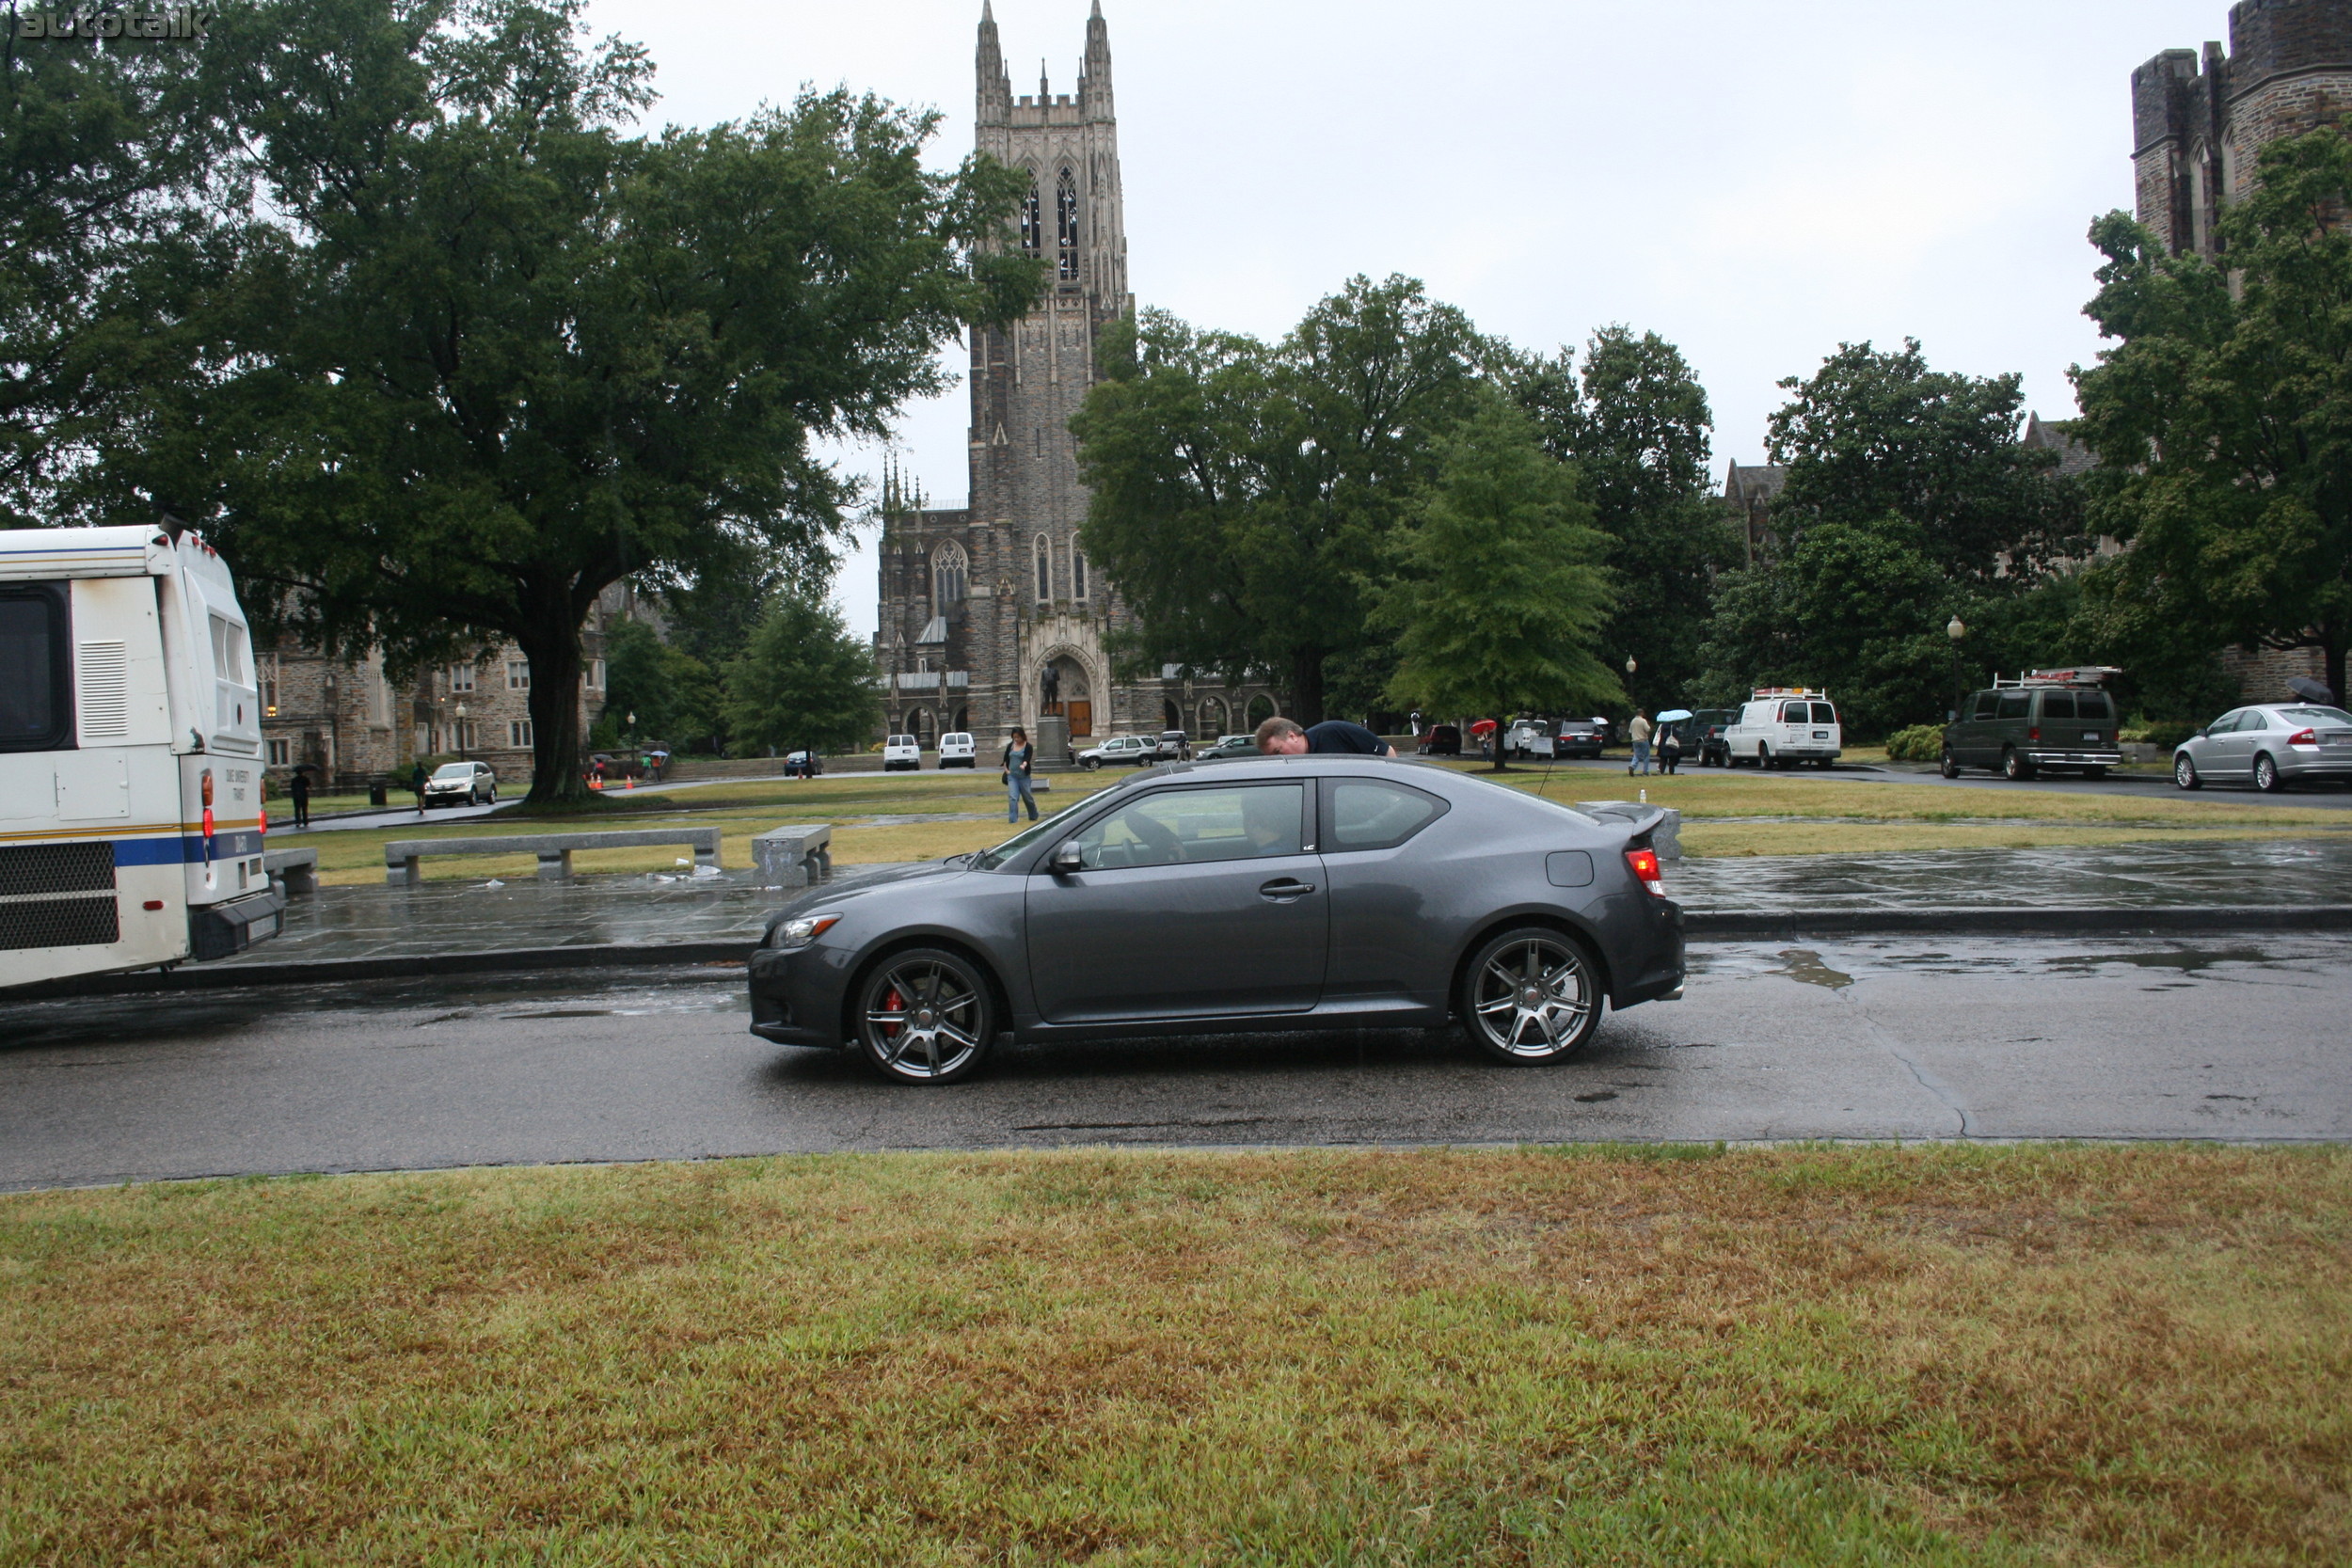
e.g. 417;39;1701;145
1725;689;1842;769
882;734;921;771
1688;709;1739;767
422;760;498;807
1942;677;2122;780
1555;720;1605;759
1077;735;1156;769
1157;729;1193;762
938;732;977;768
1193;734;1260;763
1419;723;1463;757
747;756;1686;1083
783;750;822;779
1506;720;1553;760
2171;703;2352;792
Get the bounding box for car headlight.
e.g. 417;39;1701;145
770;913;841;950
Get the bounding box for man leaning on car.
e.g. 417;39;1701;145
1255;716;1394;757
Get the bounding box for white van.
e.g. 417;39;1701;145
1724;688;1842;769
1;524;285;989
936;731;977;768
881;733;921;771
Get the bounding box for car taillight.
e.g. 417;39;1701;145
259;805;267;835
1624;847;1664;895
2027;726;2040;741
2289;727;2317;746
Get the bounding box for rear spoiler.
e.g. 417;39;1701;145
1575;800;1667;847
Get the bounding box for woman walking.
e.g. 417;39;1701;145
1002;727;1037;823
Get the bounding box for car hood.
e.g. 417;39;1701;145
758;858;967;938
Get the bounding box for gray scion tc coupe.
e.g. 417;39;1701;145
748;756;1686;1084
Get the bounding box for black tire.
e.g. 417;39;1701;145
853;947;994;1085
1460;927;1605;1065
2002;747;2035;782
1080;757;1100;771
2254;752;2283;793
1756;743;1772;770
1940;747;1962;780
2174;752;2201;790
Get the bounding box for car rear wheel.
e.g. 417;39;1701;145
2254;752;2283;792
2002;747;2035;782
1461;927;1604;1065
2174;752;2201;790
1940;746;1962;779
1756;744;1772;769
854;948;993;1085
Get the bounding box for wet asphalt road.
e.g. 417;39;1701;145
3;933;2346;1189
1514;753;2352;806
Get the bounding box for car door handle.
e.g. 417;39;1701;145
1258;878;1316;901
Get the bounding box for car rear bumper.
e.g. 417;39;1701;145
2280;756;2352;780
1606;896;1685;1008
190;885;287;962
2026;751;2122;767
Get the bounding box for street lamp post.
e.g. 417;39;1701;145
1946;616;1967;721
453;701;469;761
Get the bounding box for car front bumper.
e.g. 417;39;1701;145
747;941;856;1048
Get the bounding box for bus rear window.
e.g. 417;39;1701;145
0;588;70;751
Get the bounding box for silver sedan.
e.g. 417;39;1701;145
2173;704;2352;792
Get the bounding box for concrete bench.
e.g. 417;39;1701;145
262;847;318;895
752;824;832;889
384;827;723;885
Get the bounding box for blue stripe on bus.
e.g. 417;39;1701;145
113;832;265;865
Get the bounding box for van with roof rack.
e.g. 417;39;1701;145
1941;668;2123;781
1724;689;1841;769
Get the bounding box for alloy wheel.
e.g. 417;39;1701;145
857;950;991;1084
2255;752;2282;792
1466;931;1600;1063
2175;753;2201;790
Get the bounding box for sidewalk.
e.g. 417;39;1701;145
201;837;2352;971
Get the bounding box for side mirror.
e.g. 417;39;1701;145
1049;841;1085;875
2194;727;2209;739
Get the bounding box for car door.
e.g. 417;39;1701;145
1025;781;1327;1022
1316;775;1454;1006
2201;709;2253;779
1953;692;1994;766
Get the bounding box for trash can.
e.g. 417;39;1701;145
369;779;389;807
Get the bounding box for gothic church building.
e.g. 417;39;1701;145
874;4;1275;755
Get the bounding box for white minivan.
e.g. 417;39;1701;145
882;733;921;771
1724;689;1841;769
937;731;977;768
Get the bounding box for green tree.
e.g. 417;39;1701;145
721;594;878;757
1511;326;1734;705
1074;275;1490;723
597;618;718;752
2072;124;2352;707
78;0;1040;803
1767;338;2080;579
1377;396;1619;769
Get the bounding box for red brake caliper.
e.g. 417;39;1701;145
881;987;905;1039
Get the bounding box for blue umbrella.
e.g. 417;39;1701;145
1656;708;1694;723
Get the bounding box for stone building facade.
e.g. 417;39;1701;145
2133;0;2344;699
1718;461;1787;566
873;4;1277;756
257;583;636;791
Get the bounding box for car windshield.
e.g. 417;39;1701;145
2280;706;2352;725
431;764;472;780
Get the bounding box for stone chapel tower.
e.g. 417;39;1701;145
872;5;1275;755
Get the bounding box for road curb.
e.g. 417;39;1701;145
1681;905;2352;938
11;907;2349;1000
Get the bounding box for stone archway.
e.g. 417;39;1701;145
1198;695;1229;739
1245;692;1277;730
1028;642;1101;740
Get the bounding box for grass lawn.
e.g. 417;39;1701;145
279;766;2352;884
2;1146;2344;1564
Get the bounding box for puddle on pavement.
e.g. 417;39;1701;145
1769;948;1855;990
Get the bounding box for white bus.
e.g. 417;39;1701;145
1;523;285;989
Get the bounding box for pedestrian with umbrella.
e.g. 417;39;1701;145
1654;708;1693;775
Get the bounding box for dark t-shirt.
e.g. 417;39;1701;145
1304;720;1391;755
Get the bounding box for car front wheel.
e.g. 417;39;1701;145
854;948;994;1085
1080;757;1100;770
1461;927;1604;1065
2254;752;2283;792
2175;752;2201;790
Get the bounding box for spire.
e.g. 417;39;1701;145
976;2;1009;125
1081;2;1113;119
1041;58;1050;100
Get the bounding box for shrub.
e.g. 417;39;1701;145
2128;720;2201;750
1883;723;1946;762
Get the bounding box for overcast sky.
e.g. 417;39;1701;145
581;0;2236;637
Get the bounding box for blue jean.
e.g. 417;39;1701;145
1007;769;1037;821
1631;740;1651;774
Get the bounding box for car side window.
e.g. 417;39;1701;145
1997;694;2029;720
2240;710;2270;731
1970;692;1997;720
2209;710;2244;734
1325;779;1446;852
1068;784;1305;871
